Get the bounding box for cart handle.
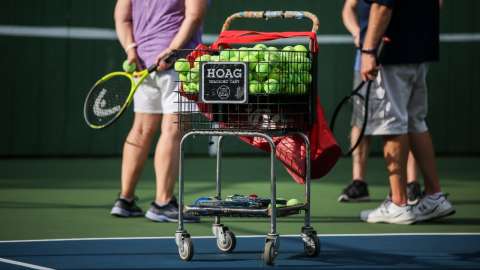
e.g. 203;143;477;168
221;11;320;33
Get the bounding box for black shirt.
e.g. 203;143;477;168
360;0;440;65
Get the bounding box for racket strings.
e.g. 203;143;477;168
85;76;132;127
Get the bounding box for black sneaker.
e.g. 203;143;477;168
407;181;422;205
145;197;200;223
111;197;144;217
338;180;370;202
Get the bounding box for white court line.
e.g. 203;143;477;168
0;25;479;44
0;257;55;270
1;232;479;243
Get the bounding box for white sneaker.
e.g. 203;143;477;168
413;194;455;222
360;199;416;225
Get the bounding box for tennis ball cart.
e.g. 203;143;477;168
173;11;321;265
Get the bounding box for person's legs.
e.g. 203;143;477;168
406;150;422;204
154;113;181;204
409;131;441;194
383;135;409;206
352;127;371;182
111;113;162;217
338;127;371;202
120;113;162;199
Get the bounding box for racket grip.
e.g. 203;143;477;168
147;64;158;73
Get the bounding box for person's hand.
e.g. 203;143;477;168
126;48;141;71
155;48;175;71
360;52;378;81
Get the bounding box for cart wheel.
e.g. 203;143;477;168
217;230;236;253
263;240;276;266
178;236;194;261
304;234;320;257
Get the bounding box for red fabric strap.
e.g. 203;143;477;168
211;30;319;52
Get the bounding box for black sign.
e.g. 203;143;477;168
200;62;248;104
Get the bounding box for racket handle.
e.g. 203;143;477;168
147;64;158;73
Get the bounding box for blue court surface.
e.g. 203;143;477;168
0;234;479;269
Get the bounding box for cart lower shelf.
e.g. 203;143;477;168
185;203;306;217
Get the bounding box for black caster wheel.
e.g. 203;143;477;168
217;229;236;253
178;235;194;261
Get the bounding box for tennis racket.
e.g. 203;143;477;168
329;38;387;156
83;55;177;129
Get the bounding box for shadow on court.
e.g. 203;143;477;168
1;235;479;269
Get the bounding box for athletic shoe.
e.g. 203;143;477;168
111;197;144;217
360;198;416;224
145;197;200;223
413;193;455;222
407;181;422;205
338;180;370;202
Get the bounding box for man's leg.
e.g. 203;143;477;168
154;113;180;204
409;131;441;195
111;113;161;217
406;150;418;183
383;134;409;206
352;126;371;181
338;126;372;202
406;150;422;204
120;113;162;199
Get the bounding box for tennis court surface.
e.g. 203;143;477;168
1;156;479;269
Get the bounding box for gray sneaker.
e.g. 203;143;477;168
145;197;200;223
413;194;455;222
111;197;144;217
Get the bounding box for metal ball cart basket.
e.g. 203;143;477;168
173;11;321;265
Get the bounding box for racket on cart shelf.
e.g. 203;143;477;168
83;55;177;129
329;38;388;156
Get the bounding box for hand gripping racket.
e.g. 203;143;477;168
83;55;176;129
329;38;388;156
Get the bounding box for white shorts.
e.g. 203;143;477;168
133;69;180;114
351;63;429;135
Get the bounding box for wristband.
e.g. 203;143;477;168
361;48;377;55
125;43;137;52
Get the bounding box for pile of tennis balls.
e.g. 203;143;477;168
174;44;312;95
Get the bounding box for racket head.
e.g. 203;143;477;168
330;81;368;155
83;72;136;129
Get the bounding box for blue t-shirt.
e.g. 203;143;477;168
360;0;439;65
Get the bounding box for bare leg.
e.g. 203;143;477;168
406;150;418;183
351;126;371;182
120;113;162;199
154;113;181;204
409;131;441;195
383;134;409;205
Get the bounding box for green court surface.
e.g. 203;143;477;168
0;156;479;240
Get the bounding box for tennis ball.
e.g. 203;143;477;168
255;62;270;80
294;44;308;56
264;78;280;94
299;72;312;84
187;82;199;93
174;58;190;73
268;67;281;81
287;198;301;206
246;48;260;59
249;80;263;94
265;50;281;63
210;55;220;62
253;44;268;61
179;72;188;83
122;60;136;73
188;66;199;82
239;47;250;59
243;55;258;71
296;83;308;95
219;50;232;61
